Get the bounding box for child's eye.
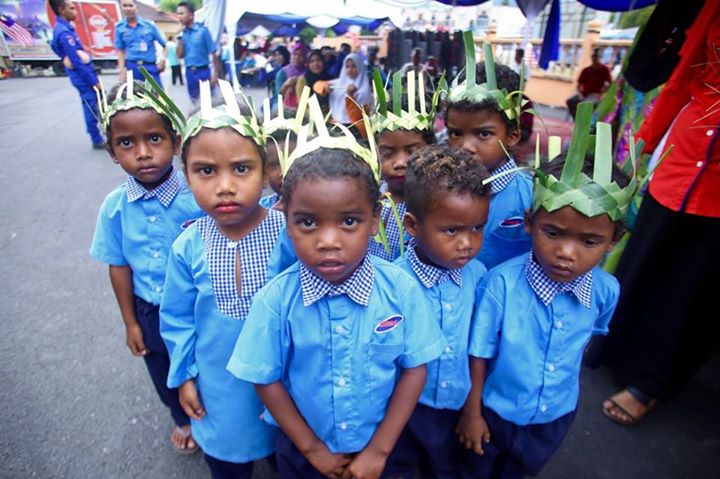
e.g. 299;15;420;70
445;227;458;235
235;164;248;174
299;218;316;228
117;138;132;148
198;166;214;176
149;134;163;144
477;130;493;139
448;129;461;138
379;147;394;159
543;228;559;238
472;224;484;232
583;239;600;247
343;217;359;227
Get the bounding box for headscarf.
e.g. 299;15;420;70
304;49;331;91
329;53;373;124
282;42;309;79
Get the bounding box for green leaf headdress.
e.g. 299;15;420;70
262;87;311;167
447;31;526;122
181;79;265;148
371;69;442;134
95;68;185;134
532;101;669;221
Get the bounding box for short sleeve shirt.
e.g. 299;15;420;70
114;17;166;63
181;23;217;67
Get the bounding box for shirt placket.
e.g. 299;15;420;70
143;196;164;302
328;296;358;451
437;281;457;405
533;301;566;423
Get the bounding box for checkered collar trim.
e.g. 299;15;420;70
489;158;518;194
407;240;463;288
125;168;181;207
299;255;375;307
525;252;593;308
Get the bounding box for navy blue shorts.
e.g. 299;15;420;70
458;407;576;479
385;403;460;478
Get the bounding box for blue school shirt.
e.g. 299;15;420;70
368;198;407;262
227;255;446;454
90;169;203;305
477;159;533;269
114;17;166;63
468;252;619;425
160;210;284;462
259;192;280;209
50;17;97;89
395;242;487;410
180;23;216;67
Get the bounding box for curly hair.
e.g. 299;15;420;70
443;63;520;133
283;148;380;211
405;145;490;219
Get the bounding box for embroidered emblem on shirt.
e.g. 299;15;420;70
374;315;404;334
499;216;524;228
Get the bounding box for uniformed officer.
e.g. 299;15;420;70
115;0;167;86
175;1;220;102
49;0;104;149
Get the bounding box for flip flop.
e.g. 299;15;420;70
172;425;200;455
602;387;657;426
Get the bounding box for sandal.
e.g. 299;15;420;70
171;425;199;455
602;386;658;426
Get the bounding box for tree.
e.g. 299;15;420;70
159;0;202;13
298;26;317;46
618;5;655;29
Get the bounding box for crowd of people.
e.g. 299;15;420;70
45;0;719;477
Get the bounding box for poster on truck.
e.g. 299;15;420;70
0;0;120;61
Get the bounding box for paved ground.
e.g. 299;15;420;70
0;72;718;479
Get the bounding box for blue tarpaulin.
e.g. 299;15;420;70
236;11;389;37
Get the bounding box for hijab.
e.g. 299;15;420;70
304;49;331;90
282;42;309;78
329;53;373;124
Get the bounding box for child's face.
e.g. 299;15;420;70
377;130;427;200
405;192;489;270
345;59;358;79
446;108;519;171
525;206;618;283
265;142;288;196
286;177;379;285
184;129;266;238
108;108;178;189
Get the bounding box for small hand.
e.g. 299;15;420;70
305;441;352;479
456;411;491;455
179;379;206;420
210;72;218;84
62;56;74;70
125;323;148;356
157;59;166;73
77;50;91;64
346;84;357;96
341;444;387;479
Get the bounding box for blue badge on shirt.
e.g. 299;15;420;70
375;315;404;334
499;216;524;228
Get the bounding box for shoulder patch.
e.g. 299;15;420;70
499;216;524;228
374;315;404;334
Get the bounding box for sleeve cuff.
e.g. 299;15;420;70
400;337;446;369
226;358;281;385
89;249;128;266
468;343;497;359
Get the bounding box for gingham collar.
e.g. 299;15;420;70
489;158;518;194
299;255;375;307
525;252;592;308
125;168;181;207
407;240;463;288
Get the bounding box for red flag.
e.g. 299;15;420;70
0;14;33;47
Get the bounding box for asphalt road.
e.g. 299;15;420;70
0;72;718;479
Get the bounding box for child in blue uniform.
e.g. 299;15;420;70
445;34;532;269
90;78;203;453
159;81;279;478
368;70;438;261
458;105;635;478
385;145;490;478
228;102;445;479
259;105;300;210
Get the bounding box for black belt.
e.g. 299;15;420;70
188;65;209;70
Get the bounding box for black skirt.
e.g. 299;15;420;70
585;192;720;398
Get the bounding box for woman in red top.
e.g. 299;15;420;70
586;0;720;425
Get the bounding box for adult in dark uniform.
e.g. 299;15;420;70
49;0;103;149
175;1;219;102
115;0;167;86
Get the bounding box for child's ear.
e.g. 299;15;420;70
523;209;533;235
173;135;181;156
370;204;381;237
403;212;419;238
506;126;521;148
107;145;119;164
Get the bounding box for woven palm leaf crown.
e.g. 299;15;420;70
95;69;184;133
371;69;441;133
448;31;525;121
262;87;311;167
182;80;265;148
532;101;643;221
283;93;381;185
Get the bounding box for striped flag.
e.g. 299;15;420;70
0;14;33;47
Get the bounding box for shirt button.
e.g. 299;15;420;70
440;381;448;388
540;404;548;412
706;129;715;137
339;422;348;430
148;216;157;223
335;325;346;334
155;286;162;293
555;320;564;329
337;377;347;387
153;252;160;259
445;345;452;354
696;161;703;167
547;363;556;372
444;303;453;312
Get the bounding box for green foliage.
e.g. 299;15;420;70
618;5;655;29
159;0;202;13
324;28;337;38
298;26;317;46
